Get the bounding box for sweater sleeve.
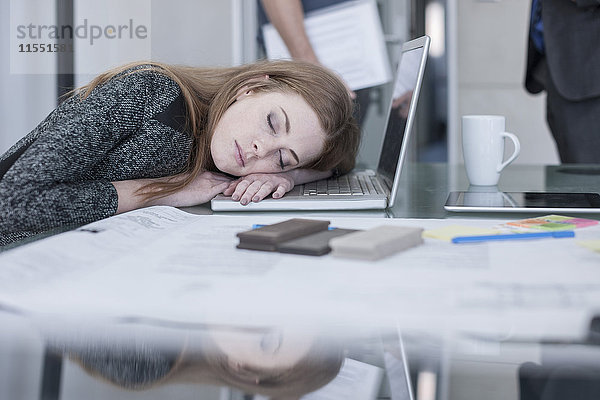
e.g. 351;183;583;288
0;69;180;242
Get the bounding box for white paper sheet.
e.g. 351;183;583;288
301;358;384;400
262;0;392;90
1;206;599;340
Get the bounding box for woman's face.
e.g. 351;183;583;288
210;90;326;176
209;328;315;371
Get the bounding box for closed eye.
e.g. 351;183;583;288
268;111;295;170
278;149;285;170
267;113;275;133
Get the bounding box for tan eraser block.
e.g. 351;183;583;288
329;225;424;260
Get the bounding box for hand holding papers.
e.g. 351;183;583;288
262;0;392;91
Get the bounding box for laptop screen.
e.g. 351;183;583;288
376;41;427;186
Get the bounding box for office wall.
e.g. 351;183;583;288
1;0;242;155
74;0;238;87
448;0;560;165
2;0;405;169
0;0;57;155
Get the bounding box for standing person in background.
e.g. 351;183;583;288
525;0;600;163
257;0;373;127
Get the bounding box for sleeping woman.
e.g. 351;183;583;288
0;60;359;246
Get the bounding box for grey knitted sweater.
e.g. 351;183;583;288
0;67;193;246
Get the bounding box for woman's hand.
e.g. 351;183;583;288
112;171;233;214
223;172;295;205
154;171;234;208
222;169;334;205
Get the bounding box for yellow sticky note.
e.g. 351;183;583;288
578;240;600;253
423;225;500;242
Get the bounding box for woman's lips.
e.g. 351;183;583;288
235;141;245;168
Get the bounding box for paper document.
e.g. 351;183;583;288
423;225;500;242
302;358;383;400
505;215;599;231
1;207;599;340
262;0;392;90
578;239;600;253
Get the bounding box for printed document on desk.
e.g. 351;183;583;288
0;207;599;340
262;0;392;91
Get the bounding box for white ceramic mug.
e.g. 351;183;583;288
462;115;520;186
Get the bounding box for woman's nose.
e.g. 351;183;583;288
252;140;264;158
252;137;277;158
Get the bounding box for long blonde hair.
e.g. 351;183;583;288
78;60;360;199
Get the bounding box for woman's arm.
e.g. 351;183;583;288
260;0;355;98
0;69;180;236
223;168;333;205
261;0;318;63
112;171;232;214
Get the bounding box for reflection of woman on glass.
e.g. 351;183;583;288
66;327;344;399
392;90;413;120
0;60;359;246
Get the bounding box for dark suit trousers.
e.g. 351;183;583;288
545;63;600;163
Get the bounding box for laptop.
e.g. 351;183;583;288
211;36;430;211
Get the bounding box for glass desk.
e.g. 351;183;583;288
2;304;600;400
5;163;600;251
2;163;600;399
389;163;600;219
178;162;600;219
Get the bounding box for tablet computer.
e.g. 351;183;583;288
444;191;600;213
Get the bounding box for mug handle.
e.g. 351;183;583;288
497;132;521;172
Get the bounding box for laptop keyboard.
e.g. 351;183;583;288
301;174;385;196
